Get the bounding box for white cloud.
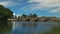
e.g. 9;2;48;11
29;0;60;2
0;1;23;7
28;0;60;13
0;0;60;13
0;1;8;6
19;3;38;12
0;1;11;7
13;13;16;16
50;7;60;13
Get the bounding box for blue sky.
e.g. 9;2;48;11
0;0;60;17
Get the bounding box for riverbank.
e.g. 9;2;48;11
43;21;60;34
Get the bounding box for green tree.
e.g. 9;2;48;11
29;14;32;17
0;5;13;20
22;14;27;17
29;13;37;17
32;13;37;17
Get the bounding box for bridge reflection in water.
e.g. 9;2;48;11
9;21;58;34
0;21;58;34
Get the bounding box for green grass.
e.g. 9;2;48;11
43;21;60;34
43;26;60;34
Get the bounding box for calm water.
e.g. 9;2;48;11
0;21;58;34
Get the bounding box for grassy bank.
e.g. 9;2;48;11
43;21;60;34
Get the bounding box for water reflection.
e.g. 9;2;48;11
0;21;12;34
9;21;57;34
0;21;58;34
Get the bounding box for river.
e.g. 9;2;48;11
0;21;58;34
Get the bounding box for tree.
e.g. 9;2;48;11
32;13;37;17
29;14;32;17
0;5;4;8
29;13;37;17
22;14;27;17
0;5;13;20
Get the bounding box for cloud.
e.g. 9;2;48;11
28;0;60;13
0;1;25;7
50;7;60;13
0;0;60;13
19;3;39;12
29;0;60;3
13;13;21;17
0;1;8;6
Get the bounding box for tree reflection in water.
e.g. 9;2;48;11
0;21;12;34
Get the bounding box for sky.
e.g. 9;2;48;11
0;0;60;17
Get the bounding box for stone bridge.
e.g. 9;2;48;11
8;17;57;22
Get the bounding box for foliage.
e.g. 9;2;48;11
29;14;32;17
22;13;37;18
22;14;27;17
29;13;37;17
33;13;37;17
0;5;13;20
